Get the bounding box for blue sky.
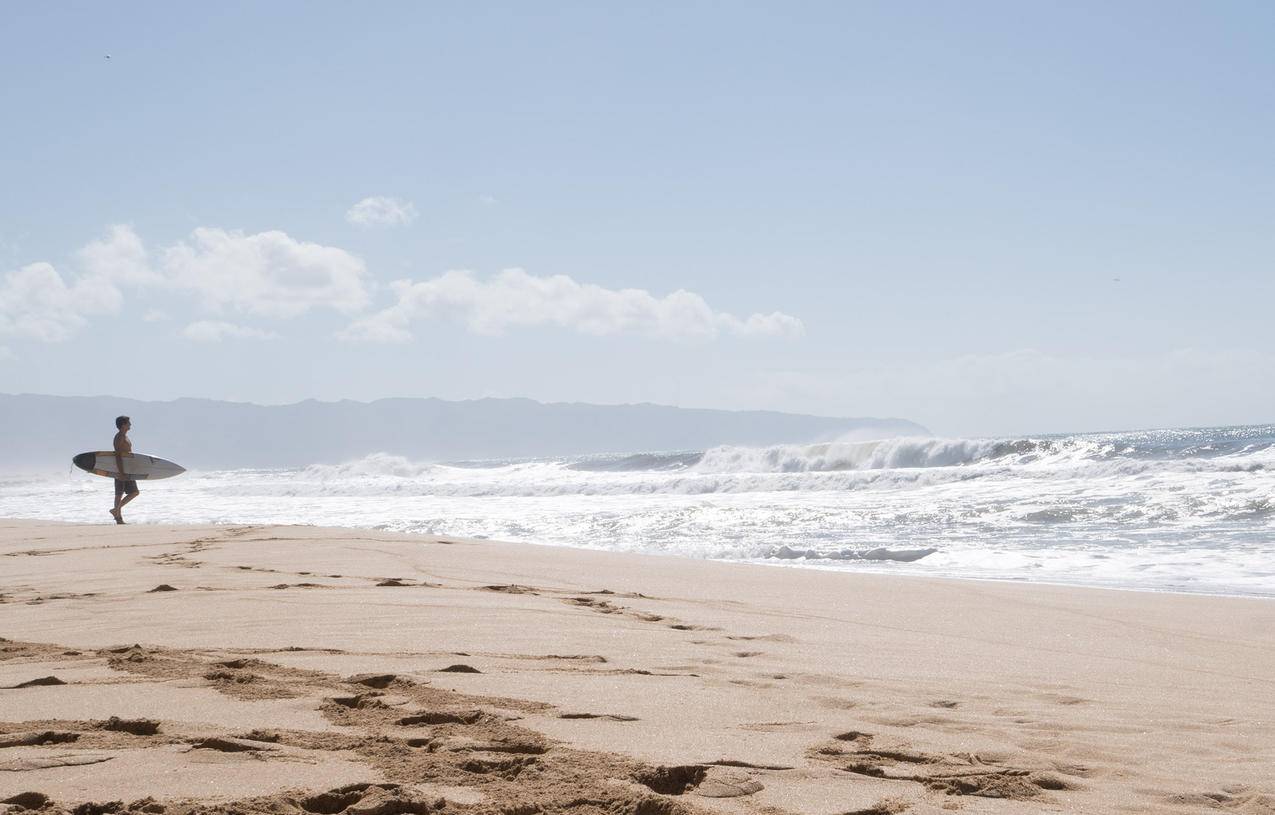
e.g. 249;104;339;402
2;1;1272;436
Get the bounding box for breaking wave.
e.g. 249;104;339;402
300;453;437;480
693;437;1004;472
246;426;1275;501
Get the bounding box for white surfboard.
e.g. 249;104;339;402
73;451;186;480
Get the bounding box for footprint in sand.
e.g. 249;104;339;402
633;765;764;798
0;731;79;748
189;737;271;753
97;717;160;735
813;729;1079;801
346;673;401;689
5;675;66;689
558;712;639;722
1;794;52;809
481;584;539;595
398;710;485;726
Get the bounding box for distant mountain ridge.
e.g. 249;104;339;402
0;393;929;470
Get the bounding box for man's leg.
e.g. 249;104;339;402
112;481;137;523
111;480;124;523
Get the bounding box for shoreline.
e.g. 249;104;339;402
754;555;1275;602
5;516;1273;602
2;520;1273;813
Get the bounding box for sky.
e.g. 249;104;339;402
1;1;1272;437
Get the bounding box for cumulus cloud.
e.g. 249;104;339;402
7;226;800;349
182;320;279;342
339;268;804;343
3;225;372;343
0;225;154;342
161;228;370;318
345;196;418;228
0;261;122;342
76;224;155;285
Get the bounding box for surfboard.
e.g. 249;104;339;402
72;452;186;481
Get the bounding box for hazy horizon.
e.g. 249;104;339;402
5;388;1270;442
0;391;927;470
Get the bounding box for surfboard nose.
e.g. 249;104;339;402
73;452;96;471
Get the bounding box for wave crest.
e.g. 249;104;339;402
301;453;436;480
694;437;1005;473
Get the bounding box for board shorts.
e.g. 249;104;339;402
115;479;139;499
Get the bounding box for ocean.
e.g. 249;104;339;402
3;424;1273;597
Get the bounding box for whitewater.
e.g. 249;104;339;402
3;424;1273;596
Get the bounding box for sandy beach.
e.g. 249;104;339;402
1;519;1272;814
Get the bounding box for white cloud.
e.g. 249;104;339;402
142;308;170;323
162;228;370;318
0;225;151;343
3;226;371;343
76;224;156;285
478;194;498;206
182;320;279;342
339;268;804;343
337;304;413;343
345;196;418;228
0;261;122;342
0;346;12;361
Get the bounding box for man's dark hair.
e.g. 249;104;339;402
115;415;130;430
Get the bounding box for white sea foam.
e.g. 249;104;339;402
3;425;1273;596
693;437;1004;472
299;453;438;480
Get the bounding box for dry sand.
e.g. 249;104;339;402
1;519;1272;814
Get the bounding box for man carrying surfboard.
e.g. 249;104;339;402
111;415;139;524
73;436;184;509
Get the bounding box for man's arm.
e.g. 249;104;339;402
114;432;126;478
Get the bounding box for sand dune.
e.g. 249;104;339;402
1;520;1273;814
